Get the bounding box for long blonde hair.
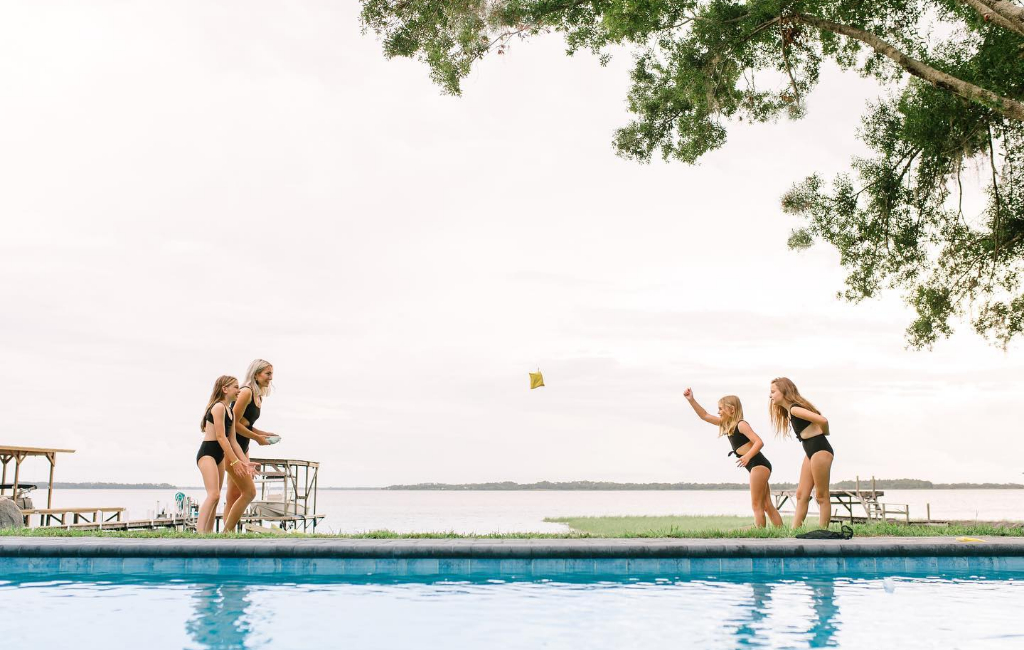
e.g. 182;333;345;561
242;358;273;405
769;376;821;438
201;375;237;432
717;395;744;437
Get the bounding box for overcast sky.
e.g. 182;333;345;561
2;2;1021;487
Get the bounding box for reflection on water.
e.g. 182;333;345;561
809;582;840;648
186;584;253;650
5;574;1021;650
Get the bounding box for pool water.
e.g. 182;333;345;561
3;573;1023;649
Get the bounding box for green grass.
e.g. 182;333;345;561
544;515;1024;538
2;515;1022;539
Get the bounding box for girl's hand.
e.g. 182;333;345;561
683;387;693;400
230;460;249;478
255;435;270;446
248;462;261;476
736;455;751;468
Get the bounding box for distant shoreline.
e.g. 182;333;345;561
23;480;1024;491
380;480;1024;491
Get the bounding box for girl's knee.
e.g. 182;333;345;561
207;490;221;502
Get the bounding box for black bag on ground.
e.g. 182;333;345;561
796;525;854;540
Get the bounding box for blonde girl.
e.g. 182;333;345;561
225;359;279;519
684;388;783;528
769;377;833;528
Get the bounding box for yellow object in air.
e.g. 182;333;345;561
529;370;545;389
956;537;987;543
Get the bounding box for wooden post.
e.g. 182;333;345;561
11;453;23;500
856;475;860;493
1;456;8;495
927;503;931;522
881;503;887;522
871;475;877;498
47;452;56;509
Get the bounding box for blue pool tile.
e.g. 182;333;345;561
595;558;630;576
969;557;997;574
403;559;440;576
185;558;221;575
905;557;939;574
248;559;278;574
814;558;843;574
58;557;93;574
90;558;124;575
844;557;877;574
720;558;753;574
936;557;970;572
468;559;499;576
374;559;400;574
275;558;308;576
782;557;815;574
531;559;567;575
566;559;596;574
121;558;155;574
751;557;783;575
689;558;722;575
626;560;659;573
994;557;1024;572
498;559;530;576
876;557;907;573
438;558;471;576
341;559;375;575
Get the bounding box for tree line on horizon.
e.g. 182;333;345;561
381;479;1024;490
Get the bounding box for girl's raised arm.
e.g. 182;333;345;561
684;388;722;426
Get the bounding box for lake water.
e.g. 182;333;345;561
32;489;1023;534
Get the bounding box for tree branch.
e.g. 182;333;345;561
958;0;1024;36
972;0;1024;28
795;13;1024;122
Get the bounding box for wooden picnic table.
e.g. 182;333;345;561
0;445;75;509
21;506;125;527
773;488;908;523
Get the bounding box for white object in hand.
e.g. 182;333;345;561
265;435;281;445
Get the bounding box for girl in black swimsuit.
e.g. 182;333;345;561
684;388;783;528
769;377;833;529
225;359;280;525
196;375;248;533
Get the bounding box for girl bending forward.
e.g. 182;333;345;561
684;389;783;528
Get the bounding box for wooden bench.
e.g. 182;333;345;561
22;507;125;528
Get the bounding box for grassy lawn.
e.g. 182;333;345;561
0;515;1022;539
545;515;1024;538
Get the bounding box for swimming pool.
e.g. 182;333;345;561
3;572;1022;649
3;537;1023;648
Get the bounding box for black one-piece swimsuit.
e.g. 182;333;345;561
196;406;233;466
231;387;261;454
790;404;834;459
727;421;772;473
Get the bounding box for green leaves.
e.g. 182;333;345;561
361;0;1024;345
